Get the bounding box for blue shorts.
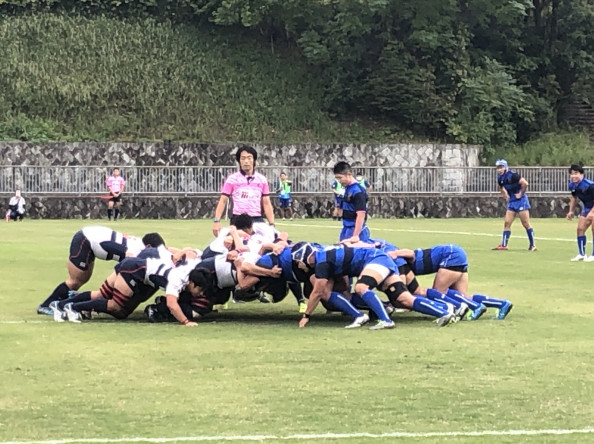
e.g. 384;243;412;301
507;195;531;212
440;245;468;272
340;225;370;242
364;252;398;274
279;197;291;208
581;206;593;217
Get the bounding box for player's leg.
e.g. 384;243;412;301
107;198;114;220
354;265;394;328
501;210;516;248
582;217;594;261
286;199;293;220
518;209;535;250
573;215;589;260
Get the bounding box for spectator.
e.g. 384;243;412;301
212;145;275;237
106;167;126;221
6;189;26;222
331;178;344;221
355;171;372;194
276;172;293;220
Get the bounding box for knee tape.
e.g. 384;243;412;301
356;275;379;290
385;281;409;304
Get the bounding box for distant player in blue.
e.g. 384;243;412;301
567;164;594;262
333;161;370;242
493;159;536;251
392;244;513;320
276;172;293;221
294;243;455;329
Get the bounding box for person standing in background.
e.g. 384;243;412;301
331;178;344;221
212;145;275;237
492;159;536;251
276;172;293;221
567;164;594;261
106;167;126;221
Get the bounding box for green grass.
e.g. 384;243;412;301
1;218;594;444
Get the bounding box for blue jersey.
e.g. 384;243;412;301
411;244;468;275
313;245;396;279
256;247;304;283
374;240;408;268
341;182;367;228
497;169;524;202
569;177;594;209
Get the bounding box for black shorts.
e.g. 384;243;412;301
109;194;122;203
114;257;147;290
443;265;468;273
69;230;94;271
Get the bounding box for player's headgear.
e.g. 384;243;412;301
291;241;316;268
495;159;508;169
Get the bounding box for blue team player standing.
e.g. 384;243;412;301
334;161;370;242
493;159;536;251
567;164;594;262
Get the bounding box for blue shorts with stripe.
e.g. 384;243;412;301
507;195;531;212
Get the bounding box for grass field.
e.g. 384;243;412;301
1;218;594;444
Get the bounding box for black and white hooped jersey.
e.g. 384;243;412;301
81;226;145;261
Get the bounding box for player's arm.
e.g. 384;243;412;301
498;185;509;201
213;194;229;236
166;294;197;326
262;195;275;226
299;275;333;327
388;249;415;260
240;261;282;278
567;195;577;220
516;177;528;199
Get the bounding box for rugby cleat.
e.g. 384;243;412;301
453;303;469;322
63;303;82;323
368;320;395;330
528;245;537;251
36;305;53;316
496;301;513;320
298;301;307;314
435;313;455;327
49;301;65;322
584;255;594;262
492;245;508;251
345;313;370;329
570;254;585;261
467;304;488;321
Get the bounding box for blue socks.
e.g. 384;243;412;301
328;292;362;318
502;230;511;246
361;290;391;322
578;235;586;256
445;289;481;310
526;227;535;247
472;293;505;309
412;297;448;318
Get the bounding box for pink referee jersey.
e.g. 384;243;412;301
106;175;126;193
221;171;270;217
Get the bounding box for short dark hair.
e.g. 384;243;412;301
333;161;352;175
142;232;165;248
233;213;253;231
569;164;584;174
189;268;214;293
236;145;258;163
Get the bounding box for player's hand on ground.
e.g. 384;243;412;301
299;317;309;328
184;321;198;327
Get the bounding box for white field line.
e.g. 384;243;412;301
277;222;575;242
2;428;594;443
